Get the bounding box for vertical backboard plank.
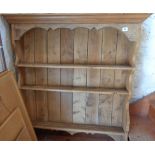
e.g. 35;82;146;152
60;29;74;123
35;28;48;121
86;28;102;124
23;29;36;121
47;29;61;122
99;28;117;126
73;28;88;124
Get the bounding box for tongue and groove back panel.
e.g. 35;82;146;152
16;27;133;129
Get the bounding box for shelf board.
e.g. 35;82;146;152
33;121;124;136
20;85;128;95
17;63;134;70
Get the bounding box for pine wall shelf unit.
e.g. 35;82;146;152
4;14;150;140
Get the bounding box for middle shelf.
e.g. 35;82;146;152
20;85;129;95
16;63;134;70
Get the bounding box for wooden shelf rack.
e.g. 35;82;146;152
8;13;149;140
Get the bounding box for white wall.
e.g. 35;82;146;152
131;14;155;102
0;16;14;72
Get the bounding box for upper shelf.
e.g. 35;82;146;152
3;13;151;24
16;63;134;71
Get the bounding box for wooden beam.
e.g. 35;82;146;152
3;13;151;24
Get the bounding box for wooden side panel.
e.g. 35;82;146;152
23;29;36;121
35;28;48;121
86;29;102;124
0;78;17;112
60;29;74;123
73;28;88;124
47;29;61;122
0;71;37;140
0;109;24;140
0;96;10;125
99;28;117;126
16;127;32;141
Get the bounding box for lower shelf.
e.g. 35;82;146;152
33;121;124;136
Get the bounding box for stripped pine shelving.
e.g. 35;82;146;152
11;19;141;140
3;13;150;140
